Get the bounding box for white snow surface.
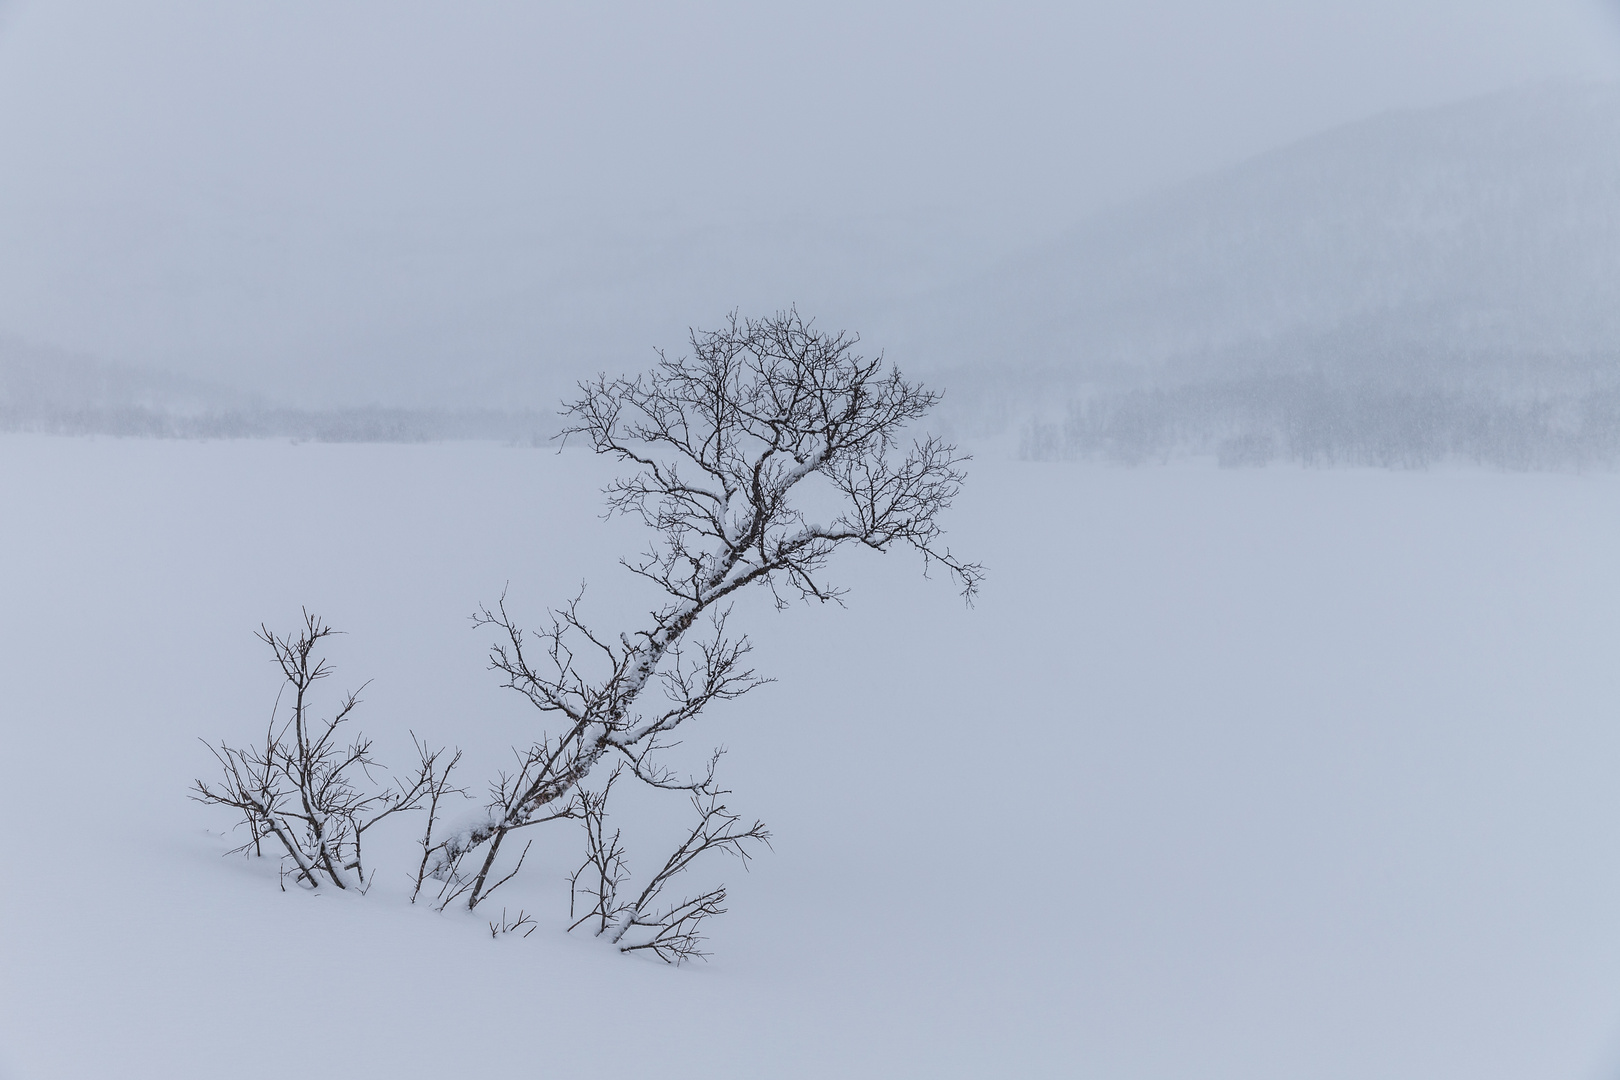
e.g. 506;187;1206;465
4;435;1620;1078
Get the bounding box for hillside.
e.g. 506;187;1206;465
886;84;1620;462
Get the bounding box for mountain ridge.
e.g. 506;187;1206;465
887;81;1620;393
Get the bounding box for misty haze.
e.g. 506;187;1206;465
4;3;1620;1079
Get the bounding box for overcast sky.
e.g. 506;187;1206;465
2;1;1618;407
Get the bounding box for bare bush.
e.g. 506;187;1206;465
195;612;460;891
569;765;770;964
197;311;978;963
426;310;981;953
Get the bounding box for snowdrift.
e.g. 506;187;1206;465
3;436;1620;1078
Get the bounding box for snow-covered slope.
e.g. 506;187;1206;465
895;83;1620;401
4;436;1620;1078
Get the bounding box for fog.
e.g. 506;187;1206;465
13;7;1620;1080
1;1;1618;413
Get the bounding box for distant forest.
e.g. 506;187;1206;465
1017;365;1620;470
0;337;556;445
0;402;556;445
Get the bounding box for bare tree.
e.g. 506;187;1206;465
195;612;461;892
427;310;982;926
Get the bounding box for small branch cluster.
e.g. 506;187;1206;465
489;908;538;939
569;765;770;964
194;612;460;892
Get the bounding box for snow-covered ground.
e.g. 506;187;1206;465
5;434;1620;1079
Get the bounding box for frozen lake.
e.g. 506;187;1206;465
3;434;1620;1078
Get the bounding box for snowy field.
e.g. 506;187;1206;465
6;433;1620;1079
